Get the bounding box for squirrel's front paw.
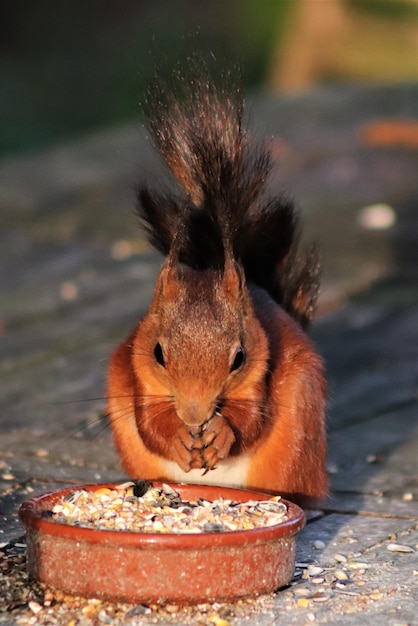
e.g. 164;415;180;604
171;417;235;473
200;414;235;470
171;426;200;472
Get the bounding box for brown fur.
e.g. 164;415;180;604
107;62;327;505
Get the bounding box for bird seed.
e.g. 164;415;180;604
48;482;288;534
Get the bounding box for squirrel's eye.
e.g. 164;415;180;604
230;347;244;372
154;342;165;367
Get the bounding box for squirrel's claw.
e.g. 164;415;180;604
201;414;235;470
171;426;197;472
172;416;235;472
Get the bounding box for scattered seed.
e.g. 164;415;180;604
293;587;311;596
82;604;97;616
333;589;360;596
369;592;384;600
203;522;226;533
307;566;323;577
387;543;415;553
292;569;303;582
209;616;230;626
324;572;336;584
161;483;179;497
312;595;329;603
125;605;151;617
132;479;153;497
313;540;325;550
98;608;112;623
28;601;42;614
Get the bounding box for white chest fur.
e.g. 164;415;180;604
160;453;252;489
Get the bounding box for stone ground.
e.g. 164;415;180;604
0;83;417;625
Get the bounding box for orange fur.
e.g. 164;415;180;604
107;334;168;480
244;288;327;502
106;63;327;506
107;279;327;506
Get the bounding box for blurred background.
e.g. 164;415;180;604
0;0;417;507
1;0;417;160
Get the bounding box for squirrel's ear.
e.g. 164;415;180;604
222;258;245;302
156;261;181;302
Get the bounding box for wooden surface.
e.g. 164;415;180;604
1;82;417;624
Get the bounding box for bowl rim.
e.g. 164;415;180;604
19;481;306;548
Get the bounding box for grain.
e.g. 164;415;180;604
49;482;288;534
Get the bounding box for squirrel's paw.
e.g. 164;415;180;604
171;416;235;472
201;413;235;470
171;426;200;472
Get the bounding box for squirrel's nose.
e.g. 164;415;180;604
177;400;214;427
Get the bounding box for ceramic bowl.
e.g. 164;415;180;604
19;482;305;604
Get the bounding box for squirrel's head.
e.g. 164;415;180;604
132;259;268;429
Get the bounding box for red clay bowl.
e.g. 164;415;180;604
19;482;305;604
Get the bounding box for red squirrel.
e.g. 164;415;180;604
107;66;327;506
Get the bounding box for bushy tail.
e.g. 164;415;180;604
137;61;319;328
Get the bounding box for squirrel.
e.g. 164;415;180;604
107;64;327;506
